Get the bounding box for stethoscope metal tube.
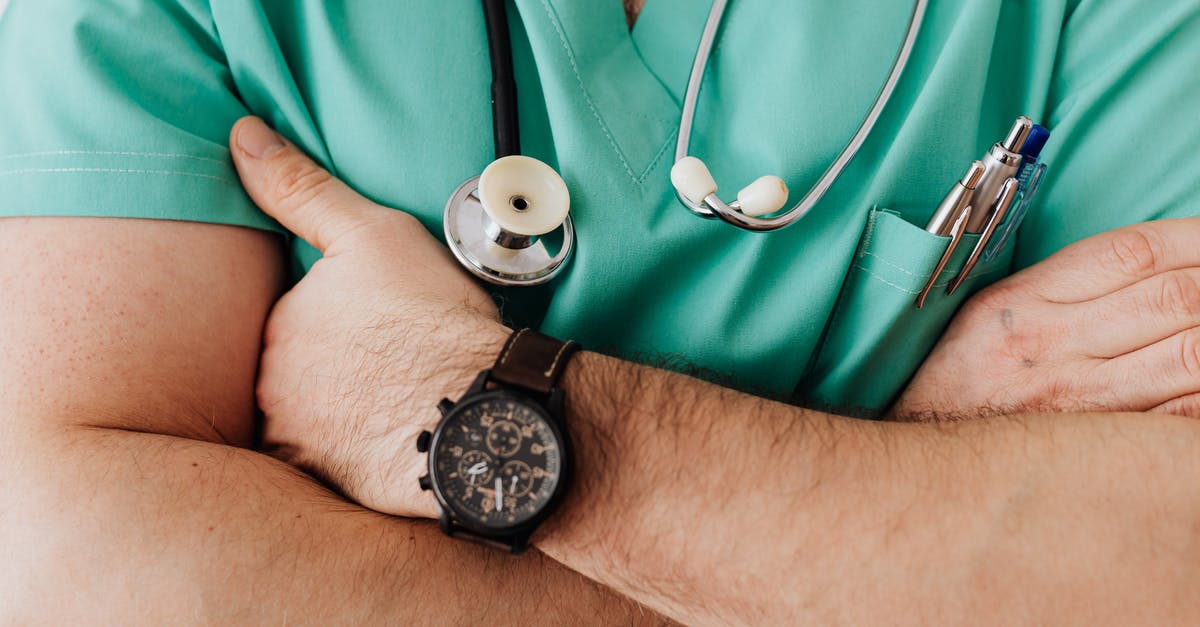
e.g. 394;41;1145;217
673;0;930;232
446;0;932;286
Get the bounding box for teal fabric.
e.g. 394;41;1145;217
2;0;1199;416
801;209;1014;416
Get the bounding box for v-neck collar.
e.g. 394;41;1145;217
512;0;710;186
629;0;712;104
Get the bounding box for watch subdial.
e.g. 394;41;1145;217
457;450;495;486
485;420;523;457
499;460;534;498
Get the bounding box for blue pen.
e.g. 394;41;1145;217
981;124;1051;263
1016;124;1050;190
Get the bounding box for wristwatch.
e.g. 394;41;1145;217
416;328;580;554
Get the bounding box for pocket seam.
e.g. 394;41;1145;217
850;263;1009;296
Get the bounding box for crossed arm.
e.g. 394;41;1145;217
3;123;1200;624
0;219;657;624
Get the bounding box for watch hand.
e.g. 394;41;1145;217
510;475;518;491
495;477;504;512
467;461;488;485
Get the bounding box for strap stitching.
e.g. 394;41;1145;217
498;328;530;366
543;340;577;378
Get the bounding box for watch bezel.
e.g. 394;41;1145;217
427;388;573;539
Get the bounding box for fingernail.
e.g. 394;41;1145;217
237;117;285;159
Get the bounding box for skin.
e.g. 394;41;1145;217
894;222;1200;420
624;0;647;28
3;4;1194;625
233;118;1200;625
0;192;662;620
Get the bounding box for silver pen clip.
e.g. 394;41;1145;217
946;177;1019;296
916;160;985;309
916;204;972;309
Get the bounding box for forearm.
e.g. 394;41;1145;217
536;351;1200;625
1;425;659;624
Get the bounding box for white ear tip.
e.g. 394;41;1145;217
736;175;789;217
478;156;570;236
671;156;718;205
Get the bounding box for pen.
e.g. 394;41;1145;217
925;160;986;235
947;176;1020;296
916;116;1048;309
916;204;973;309
917;160;986;307
982;124;1052;264
963;116;1031;232
1016;124;1050;189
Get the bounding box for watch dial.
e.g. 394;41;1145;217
432;395;564;529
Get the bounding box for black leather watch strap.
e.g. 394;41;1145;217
445;524;528;554
489;328;580;395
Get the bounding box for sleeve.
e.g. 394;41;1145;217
1012;0;1200;269
0;0;282;233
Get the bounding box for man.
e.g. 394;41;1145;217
2;0;1200;623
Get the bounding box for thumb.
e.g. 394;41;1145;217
230;116;389;253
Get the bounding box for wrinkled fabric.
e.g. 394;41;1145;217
2;0;1198;415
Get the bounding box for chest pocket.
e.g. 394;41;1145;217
795;208;1015;417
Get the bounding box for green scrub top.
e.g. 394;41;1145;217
3;0;1199;417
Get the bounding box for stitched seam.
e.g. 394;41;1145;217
637;129;677;183
858;208;880;257
0;150;227;165
543;341;576;377
536;0;641;183
862;250;928;276
849;264;1007;296
0;168;239;187
498;328;530;367
861;250;941;278
862;249;1009;278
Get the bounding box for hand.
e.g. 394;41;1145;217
230;116;511;518
894;219;1200;421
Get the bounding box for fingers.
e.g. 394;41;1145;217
1149;393;1200;419
1011;219;1200;304
230;116;391;253
1070;267;1200;358
1095;326;1200;411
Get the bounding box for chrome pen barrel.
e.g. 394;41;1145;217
964;117;1032;232
965;144;1022;232
926;160;985;235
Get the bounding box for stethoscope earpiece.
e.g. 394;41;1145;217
671;0;928;232
670;156;790;219
670;156;718;207
447;0;926;283
444;156;574;287
736;175;790;218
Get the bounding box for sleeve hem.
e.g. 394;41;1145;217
0;154;283;234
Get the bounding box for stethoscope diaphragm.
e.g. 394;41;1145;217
443;156;575;287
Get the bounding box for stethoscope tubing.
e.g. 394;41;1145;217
441;0;574;288
674;0;930;232
483;0;521;158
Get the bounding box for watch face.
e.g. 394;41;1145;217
431;392;565;530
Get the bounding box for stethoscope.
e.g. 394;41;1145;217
444;0;929;286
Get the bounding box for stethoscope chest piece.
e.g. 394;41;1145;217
444;155;575;287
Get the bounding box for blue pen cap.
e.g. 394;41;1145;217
1019;125;1051;161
